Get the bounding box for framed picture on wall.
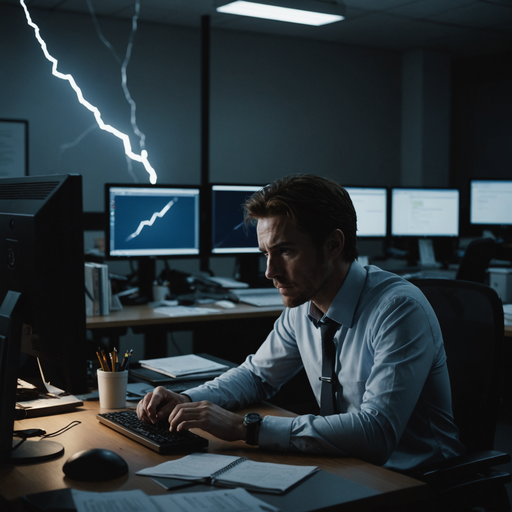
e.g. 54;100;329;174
0;119;28;178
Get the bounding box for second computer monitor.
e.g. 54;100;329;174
345;187;388;238
470;179;512;227
211;184;262;254
106;184;201;258
391;188;460;237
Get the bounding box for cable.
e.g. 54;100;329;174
12;420;82;452
42;421;82;439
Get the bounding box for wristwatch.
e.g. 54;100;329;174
243;412;262;446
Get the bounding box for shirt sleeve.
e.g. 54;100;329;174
185;308;306;415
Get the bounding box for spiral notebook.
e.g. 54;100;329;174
136;452;318;494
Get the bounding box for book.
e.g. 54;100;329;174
15;380;83;418
138;354;229;379
84;263;101;316
84;262;110;316
136;452;318;495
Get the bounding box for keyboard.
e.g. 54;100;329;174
97;410;208;454
233;288;283;307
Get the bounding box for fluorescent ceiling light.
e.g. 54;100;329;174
216;1;345;26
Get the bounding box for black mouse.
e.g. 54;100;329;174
63;448;128;481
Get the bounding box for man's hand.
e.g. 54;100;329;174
168;400;247;442
136;386;191;424
137;388;248;443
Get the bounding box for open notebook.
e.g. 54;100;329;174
136;452;318;495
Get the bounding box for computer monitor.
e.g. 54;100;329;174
209;184;263;286
391;188;460;237
345;187;387;238
0;174;88;463
391;187;460;267
211;184;261;254
470;179;512;227
105;184;201;300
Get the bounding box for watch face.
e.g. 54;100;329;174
244;413;261;425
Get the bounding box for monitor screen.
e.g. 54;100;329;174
106;184;200;258
211;185;262;254
391;188;460;237
470;180;512;226
345;187;387;238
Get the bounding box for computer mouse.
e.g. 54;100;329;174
63;448;128;481
215;300;236;309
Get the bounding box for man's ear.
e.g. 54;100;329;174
326;229;344;259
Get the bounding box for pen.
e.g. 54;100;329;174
120;350;129;371
96;350;107;372
101;348;111;372
112;348;117;372
124;349;133;371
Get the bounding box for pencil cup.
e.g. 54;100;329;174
97;369;128;409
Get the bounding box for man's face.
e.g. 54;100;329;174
257;215;334;309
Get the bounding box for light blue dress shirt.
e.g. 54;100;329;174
186;261;465;471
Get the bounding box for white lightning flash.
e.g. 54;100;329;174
20;0;157;184
125;198;178;242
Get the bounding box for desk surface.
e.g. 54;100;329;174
1;401;426;511
87;302;284;329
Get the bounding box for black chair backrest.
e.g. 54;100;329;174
456;238;497;284
410;279;504;453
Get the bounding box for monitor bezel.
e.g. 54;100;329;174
104;183;202;261
390;186;461;238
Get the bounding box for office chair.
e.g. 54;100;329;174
408;278;510;512
456;238;497;284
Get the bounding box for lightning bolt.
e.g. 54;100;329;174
125;198;178;242
19;0;157;184
87;0;146;153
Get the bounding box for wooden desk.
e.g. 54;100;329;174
1;401;426;511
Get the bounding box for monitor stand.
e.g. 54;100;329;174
136;258;156;302
418;239;441;268
10;439;64;464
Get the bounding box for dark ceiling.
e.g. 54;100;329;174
2;0;512;56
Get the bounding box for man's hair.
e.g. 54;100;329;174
244;174;359;262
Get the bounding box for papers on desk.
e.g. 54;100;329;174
71;488;279;512
154;305;221;317
137;452;318;495
139;354;229;379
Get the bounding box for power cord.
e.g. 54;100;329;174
12;421;81;452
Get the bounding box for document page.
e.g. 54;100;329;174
214;460;318;493
72;489;160;512
139;354;228;378
136;453;241;480
151;488;280;512
71;488;279;512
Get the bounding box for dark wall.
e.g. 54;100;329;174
451;52;512;236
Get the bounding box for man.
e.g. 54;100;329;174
137;174;464;471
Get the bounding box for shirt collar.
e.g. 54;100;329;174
308;260;367;329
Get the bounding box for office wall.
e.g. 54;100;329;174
0;4;402;213
450;52;512;237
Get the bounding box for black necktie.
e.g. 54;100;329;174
319;320;339;416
